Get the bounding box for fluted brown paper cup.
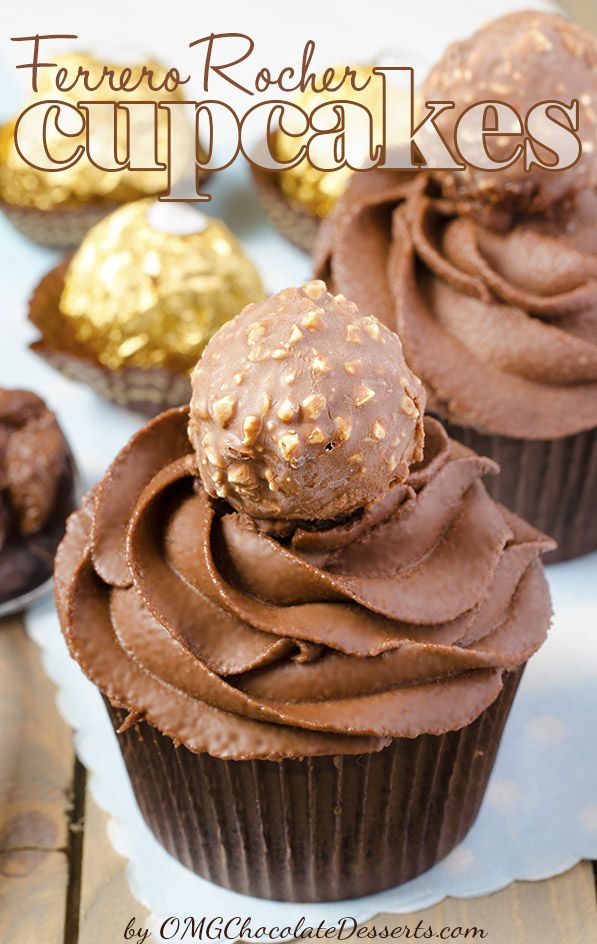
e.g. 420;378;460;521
0;198;117;249
104;667;523;903
441;421;597;565
251;164;320;254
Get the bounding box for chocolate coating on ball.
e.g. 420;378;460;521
189;281;426;521
424;11;597;214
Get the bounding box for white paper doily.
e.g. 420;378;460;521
25;550;597;929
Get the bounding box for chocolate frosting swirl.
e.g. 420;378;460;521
56;406;553;760
314;171;597;440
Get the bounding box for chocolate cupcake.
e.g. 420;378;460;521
315;12;597;563
55;282;553;901
0;389;76;611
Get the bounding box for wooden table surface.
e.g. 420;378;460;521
1;613;597;944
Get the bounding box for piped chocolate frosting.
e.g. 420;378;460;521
315;170;597;440
56;286;553;759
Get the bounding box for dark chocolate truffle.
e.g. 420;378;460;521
423;11;597;214
189;280;426;521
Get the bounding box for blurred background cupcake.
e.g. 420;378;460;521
0;387;76;613
0;49;196;248
315;10;597;562
28;199;265;415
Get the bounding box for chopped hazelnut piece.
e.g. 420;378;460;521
354;385;375;407
371;420;386;440
247;321;270;344
344;360;362;375
302;393;326;420
211;395;236;428
277;399;296;422
302;309;323;331
312;354;331;375
307;427;325;444
335;417;351;442
302;279;326;300
228;462;256;487
205;447;226;469
278;432;301;461
402;395;420;418
243;415;261;445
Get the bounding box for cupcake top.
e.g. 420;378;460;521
315;15;597;441
424;11;597;215
56;284;553;761
0;388;76;605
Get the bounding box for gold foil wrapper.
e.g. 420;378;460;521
58;199;264;372
275;66;414;219
0;52;193;211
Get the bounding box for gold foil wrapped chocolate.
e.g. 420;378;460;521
59;199;264;370
28;200;264;414
0;50;194;236
274;66;413;219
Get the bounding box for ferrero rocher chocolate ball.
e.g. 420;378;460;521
274;67;413;219
0;51;193;212
423;11;597;214
58;200;264;372
189;280;426;522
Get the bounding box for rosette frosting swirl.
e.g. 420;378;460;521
315;171;597;440
55;406;553;760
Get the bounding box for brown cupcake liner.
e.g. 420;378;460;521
28;260;191;417
104;666;522;902
0;197;120;250
441;420;597;564
251;163;320;254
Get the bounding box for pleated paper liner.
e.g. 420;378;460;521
28;260;191;417
440;419;597;564
0;197;121;250
251;163;320;254
104;666;523;903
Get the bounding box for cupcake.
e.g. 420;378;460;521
0;388;76;611
315;12;597;562
0;51;195;248
29;200;264;416
253;67;412;252
55;282;553;901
